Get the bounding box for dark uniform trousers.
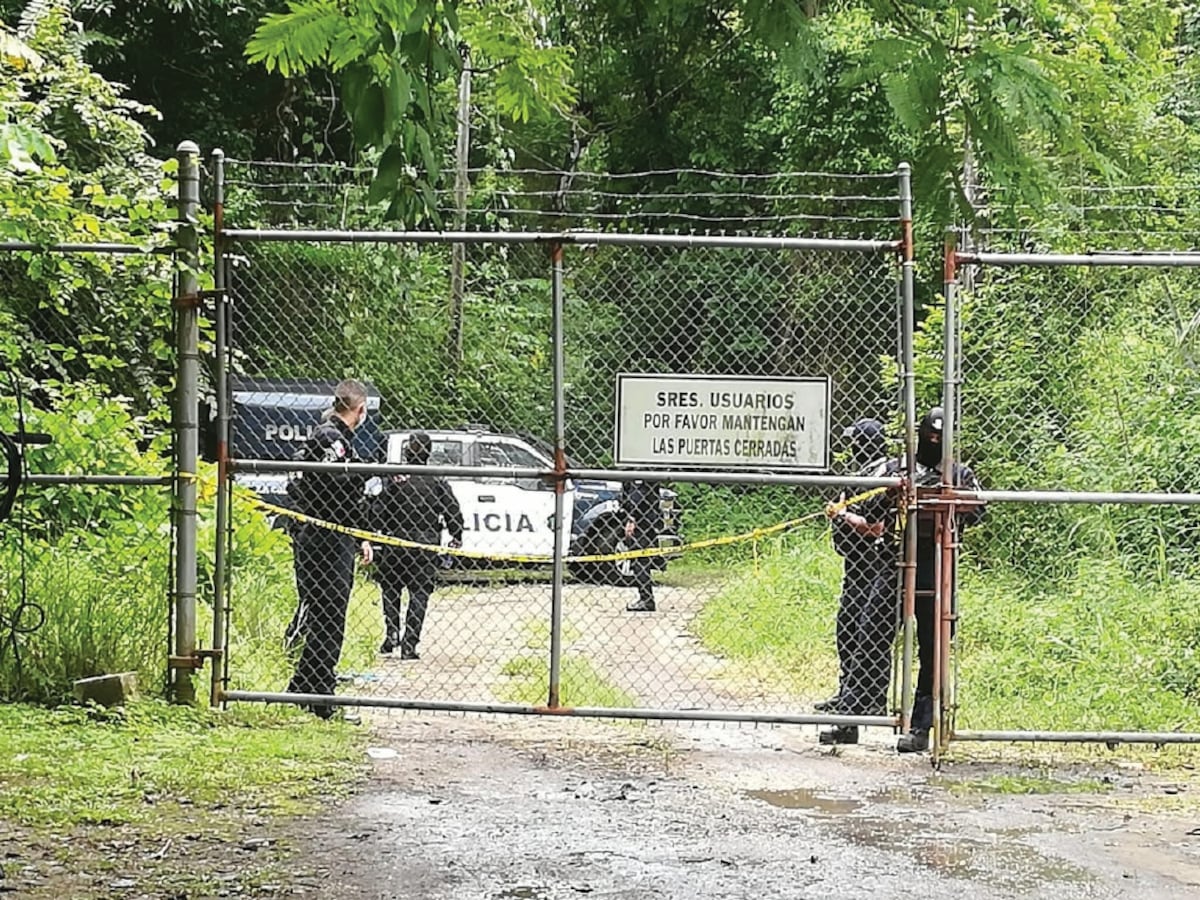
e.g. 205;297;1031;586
629;531;654;605
288;527;357;698
836;548;897;715
379;545;438;653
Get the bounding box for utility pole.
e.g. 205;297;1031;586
448;49;471;368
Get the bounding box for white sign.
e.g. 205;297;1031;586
615;374;830;470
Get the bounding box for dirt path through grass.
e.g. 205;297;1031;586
358;576;808;714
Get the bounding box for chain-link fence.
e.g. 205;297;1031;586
211;158;914;733
0;236;177;703
943;186;1200;747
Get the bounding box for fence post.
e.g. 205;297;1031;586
935;230;960;758
547;241;566;709
171;140;201;704
898;162;917;736
210;148;229;708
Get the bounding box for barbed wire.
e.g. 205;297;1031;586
221;158;904;235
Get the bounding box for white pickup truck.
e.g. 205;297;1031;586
384;427;681;583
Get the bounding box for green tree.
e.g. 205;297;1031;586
1;3;178;412
245;0;576;221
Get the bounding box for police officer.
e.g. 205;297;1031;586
896;406;985;753
367;432;464;659
818;418;898;746
286;379;373;719
621;479;659;612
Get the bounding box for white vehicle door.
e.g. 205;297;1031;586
469;437;569;561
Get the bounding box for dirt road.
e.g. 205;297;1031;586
279;714;1200;900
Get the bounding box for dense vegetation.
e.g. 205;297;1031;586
4;0;1200;736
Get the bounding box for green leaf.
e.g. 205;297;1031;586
367;144;404;204
340;63;371;117
245;0;342;76
352;82;385;148
382;62;412;144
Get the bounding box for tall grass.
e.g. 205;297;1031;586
695;529;1200;733
694;528;842;699
956;560;1200;732
0;531;171;702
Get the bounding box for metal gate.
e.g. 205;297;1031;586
207;156;920;735
940;219;1200;750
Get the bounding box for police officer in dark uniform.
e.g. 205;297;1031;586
896;406;985;753
285;379;373;719
621;479;659;612
367;432;464;659
818;418;898;745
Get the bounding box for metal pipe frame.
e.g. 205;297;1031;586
898;163;918;735
0;241;174;255
221;228;900;255
949;245;1200;750
211;148;230;709
233;458;902;489
934;230;960;763
953;729;1200;745
958;251;1200;268
220;690;900;727
171;141;201;705
972;489;1200;506
548;243;566;708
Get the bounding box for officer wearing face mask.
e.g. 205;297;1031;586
817;418;899;745
284;378;373;719
895;405;985;753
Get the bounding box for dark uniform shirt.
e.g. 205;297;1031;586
831;457;894;562
287;418;367;528
620;480;660;549
915;459;984;568
369;473;464;547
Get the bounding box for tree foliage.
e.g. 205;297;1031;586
245;0;575;221
1;3;177;411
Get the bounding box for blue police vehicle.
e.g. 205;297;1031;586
223;378;386;511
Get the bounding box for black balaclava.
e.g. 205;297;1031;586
844;418;887;470
406;431;432;465
916;407;944;468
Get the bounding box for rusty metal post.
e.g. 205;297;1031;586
930;499;945;765
547;241;566;708
934;230;960;760
898;163;917;734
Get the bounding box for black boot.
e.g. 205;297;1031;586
813;695;842;713
897;729;930;753
818;725;859;745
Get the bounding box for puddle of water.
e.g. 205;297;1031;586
745;788;1092;889
744;787;916;813
494;888;548;900
838;815;1092;889
745;789;864;814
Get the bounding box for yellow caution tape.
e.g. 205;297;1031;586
238;485;893;565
